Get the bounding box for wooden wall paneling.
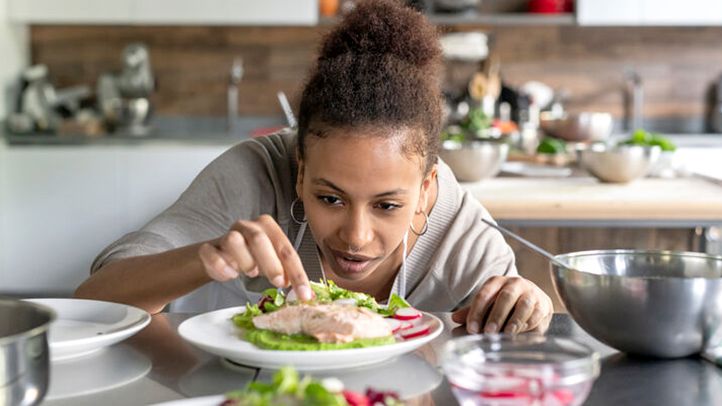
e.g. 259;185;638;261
29;24;722;124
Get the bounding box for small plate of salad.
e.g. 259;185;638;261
178;282;443;371
152;367;404;406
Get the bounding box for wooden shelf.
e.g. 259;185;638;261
428;12;575;26
320;12;575;26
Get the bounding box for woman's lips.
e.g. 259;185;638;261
330;249;376;274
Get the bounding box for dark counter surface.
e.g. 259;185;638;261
3;116;286;146
39;312;722;405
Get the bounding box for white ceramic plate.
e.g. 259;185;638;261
178;306;443;371
150;395;223;406
24;298;151;361
46;345;151;399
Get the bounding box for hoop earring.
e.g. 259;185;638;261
410;211;429;236
290;198;307;225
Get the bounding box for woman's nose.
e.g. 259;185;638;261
339;209;374;251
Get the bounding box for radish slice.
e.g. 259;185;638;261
334;298;357;306
384;318;402;333
400;323;430;339
393;307;422;321
399;321;414;330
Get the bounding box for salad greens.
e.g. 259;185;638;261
223;367;403;406
309;280;410;317
223;366;346;406
243;329;394;351
243;281;410;319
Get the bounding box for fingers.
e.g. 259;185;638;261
503;292;536;334
199;242;239;281
464;276;554;336
465;276;506;334
483;277;526;334
233;218;286;288
254;215;312;301
199;214;310;302
219;230;257;275
525;297;553;333
451;307;470;324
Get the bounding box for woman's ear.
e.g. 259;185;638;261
417;164;437;213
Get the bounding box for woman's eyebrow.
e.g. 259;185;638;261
312;178;407;198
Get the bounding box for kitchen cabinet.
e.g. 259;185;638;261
578;0;722;26
0;142;228;295
8;0;318;26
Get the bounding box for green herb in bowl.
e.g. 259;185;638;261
620;129;676;152
536;137;566;155
460;106;492;134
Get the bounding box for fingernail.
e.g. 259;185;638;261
298;285;313;301
484;322;498;334
469;321;480;334
509;322;520;335
271;275;285;287
223;266;238;279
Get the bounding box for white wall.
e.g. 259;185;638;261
0;0;28;120
0;142;228;296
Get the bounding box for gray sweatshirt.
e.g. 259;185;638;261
91;130;517;312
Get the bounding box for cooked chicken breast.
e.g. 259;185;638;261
252;303;392;343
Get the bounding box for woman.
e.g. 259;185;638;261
76;0;553;335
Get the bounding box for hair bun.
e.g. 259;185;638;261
320;0;441;69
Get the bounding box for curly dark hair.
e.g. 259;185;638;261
297;0;443;173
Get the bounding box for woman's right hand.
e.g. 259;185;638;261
198;214;314;301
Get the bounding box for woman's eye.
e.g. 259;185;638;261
377;202;402;211
318;195;343;206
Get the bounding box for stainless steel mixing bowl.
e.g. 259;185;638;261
540;112;613;142
580;144;661;183
551;250;722;358
0;299;55;406
439;140;508;182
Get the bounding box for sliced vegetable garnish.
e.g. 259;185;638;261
384;318;402;333
399;324;431;340
393;307;422;321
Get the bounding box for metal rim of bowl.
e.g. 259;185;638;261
0;299;56;345
441;139;509;150
553;249;722;280
585;144;661;153
442;334;600;386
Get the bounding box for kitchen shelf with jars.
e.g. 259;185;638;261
319;0;575;26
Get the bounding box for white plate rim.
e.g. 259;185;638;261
149;395;224;406
23;298;151;353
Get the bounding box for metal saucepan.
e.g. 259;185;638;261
0;299;55;406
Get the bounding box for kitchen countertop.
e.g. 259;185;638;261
465;176;722;227
39;312;722;406
2;116;286;146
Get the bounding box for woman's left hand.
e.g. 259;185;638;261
451;276;553;335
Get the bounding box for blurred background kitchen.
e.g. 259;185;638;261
1;0;721;310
